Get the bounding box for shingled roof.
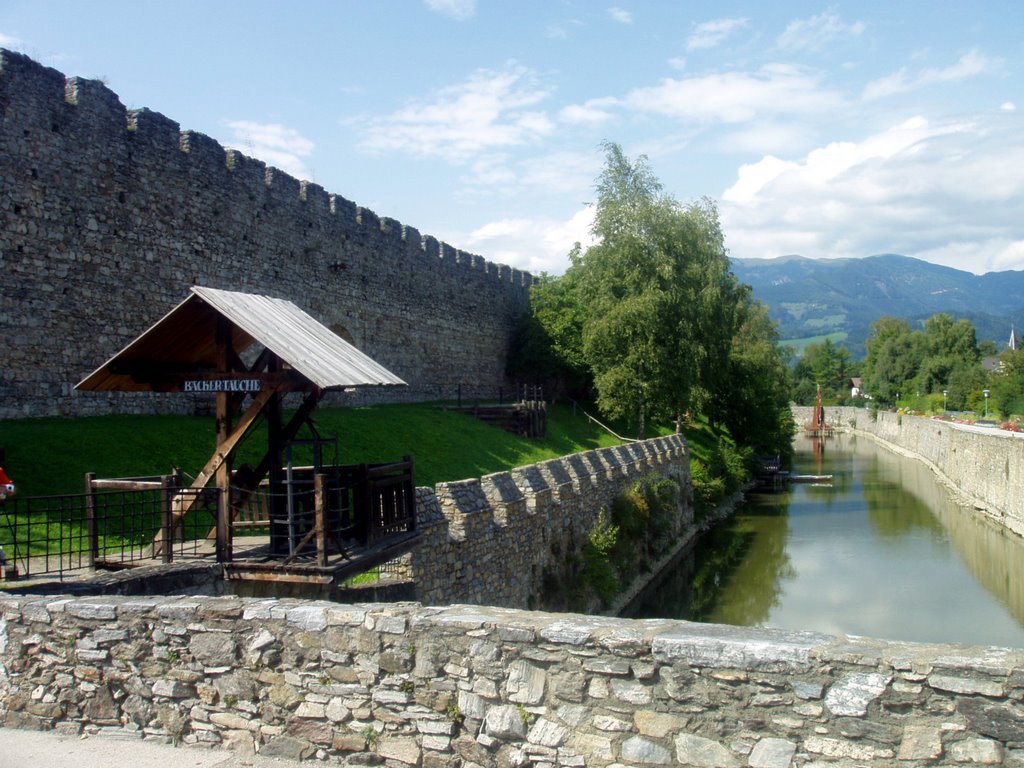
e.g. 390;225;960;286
76;286;407;392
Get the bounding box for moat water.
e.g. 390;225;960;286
625;432;1024;647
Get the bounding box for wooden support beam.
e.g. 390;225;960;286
203;388;323;542
151;387;274;555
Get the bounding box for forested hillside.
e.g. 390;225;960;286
732;254;1024;358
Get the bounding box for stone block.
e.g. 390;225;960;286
823;672;891;717
748;737;796;768
378;736;421;765
507;660;546;705
897;725;943;761
484;704;528;740
622;735;673;765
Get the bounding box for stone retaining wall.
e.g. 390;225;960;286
793;406;1024;536
409;434;692;611
2;595;1022;767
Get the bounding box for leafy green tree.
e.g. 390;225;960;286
991;347;1024;418
714;300;795;452
573;143;740;438
863;317;918;404
791;339;852;404
508;141;793;454
861;313;1000;412
507;271;590;399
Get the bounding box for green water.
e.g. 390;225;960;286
626;432;1024;647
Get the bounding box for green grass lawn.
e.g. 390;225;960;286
0;401;648;498
0;400;723;561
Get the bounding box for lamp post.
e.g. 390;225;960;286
984;389;990;418
943;389;948;413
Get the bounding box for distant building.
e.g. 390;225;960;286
981;327;1019;374
982;356;1003;374
851;377;864;398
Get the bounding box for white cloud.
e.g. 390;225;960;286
357;63;554;162
608;7;633;25
518;151;602;196
863;49;997;101
424;0;476;21
776;10;864;53
456;150;599;207
915;239;1024;274
686;17;748;51
720;115;1024;273
460;207;597;274
223;120;314;181
713;121;815;155
623;64;843;123
1001;102;1016;112
558;97;617;125
0;32;25;48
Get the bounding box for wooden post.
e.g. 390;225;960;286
404;455;416;533
359;463;372;544
215;316;233;564
160;473;177;564
315;473;327;567
84;472;98;567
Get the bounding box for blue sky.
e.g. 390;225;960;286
3;1;1022;275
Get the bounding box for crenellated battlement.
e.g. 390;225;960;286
0;48;533;289
412;434;692;610
0;49;536;417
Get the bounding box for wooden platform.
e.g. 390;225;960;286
75;530;423;586
222;530;421;584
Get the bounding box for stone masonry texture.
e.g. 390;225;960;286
2;595;1024;767
0;49;532;418
410;435;693;611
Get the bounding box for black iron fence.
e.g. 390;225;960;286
0;459;417;582
0;477;215;581
232;457;417;561
452;383;544;408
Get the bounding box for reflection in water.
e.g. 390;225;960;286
625;433;1024;647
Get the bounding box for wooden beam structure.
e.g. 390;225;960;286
76;286;411;582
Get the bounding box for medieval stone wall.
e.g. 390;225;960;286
2;595;1022;767
0;50;532;419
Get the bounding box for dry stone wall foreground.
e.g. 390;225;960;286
1;595;1023;767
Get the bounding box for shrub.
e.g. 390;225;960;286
581;510;620;607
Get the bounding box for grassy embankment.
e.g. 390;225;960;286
1;402;655;498
0;402;743;560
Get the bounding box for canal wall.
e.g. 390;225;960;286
793;406;1024;537
2;594;1023;766
408;434;692;612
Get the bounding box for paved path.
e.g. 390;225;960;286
946;420;1024;439
0;728;304;768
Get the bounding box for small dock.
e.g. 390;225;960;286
754;456;834;491
789;474;833;484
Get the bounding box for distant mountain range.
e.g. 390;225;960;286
729;254;1024;360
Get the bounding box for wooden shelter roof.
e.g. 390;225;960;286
76;286;407;392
